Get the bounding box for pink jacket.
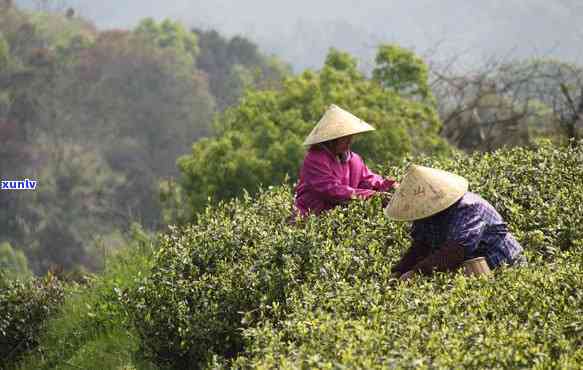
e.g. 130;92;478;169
293;146;395;216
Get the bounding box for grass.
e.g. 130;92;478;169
15;225;159;370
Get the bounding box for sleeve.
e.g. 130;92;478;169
391;240;432;275
303;154;376;203
411;222;427;246
407;205;486;276
446;203;486;256
410;241;466;275
357;159;396;192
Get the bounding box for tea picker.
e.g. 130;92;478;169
385;165;526;280
291;104;398;219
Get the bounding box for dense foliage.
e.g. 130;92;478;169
0;4;286;275
0;242;31;281
1;224;157;370
0;273;65;366
194;28;290;111
178;45;451;214
127;141;583;368
237;254;582;369
3;4;583;370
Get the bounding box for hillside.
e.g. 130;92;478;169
16;0;583;71
4;141;581;369
2;3;583;369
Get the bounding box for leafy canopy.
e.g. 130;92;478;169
178;45;451;214
134;18;199;68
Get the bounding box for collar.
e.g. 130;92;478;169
318;144;351;163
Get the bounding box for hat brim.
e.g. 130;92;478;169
384;165;468;221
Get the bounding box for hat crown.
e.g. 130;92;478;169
384;165;468;221
303;104;375;146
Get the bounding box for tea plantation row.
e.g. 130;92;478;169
125;141;583;368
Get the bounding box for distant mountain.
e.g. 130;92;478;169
15;0;583;71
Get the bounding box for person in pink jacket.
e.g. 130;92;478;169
293;105;398;217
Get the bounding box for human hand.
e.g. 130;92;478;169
375;191;392;208
399;270;415;281
384;177;400;191
390;271;401;279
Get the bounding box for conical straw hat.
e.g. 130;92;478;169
384;165;468;221
303;104;375;146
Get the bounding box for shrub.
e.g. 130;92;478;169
0;274;65;367
14;223;158;370
126;140;583;368
236;252;583;369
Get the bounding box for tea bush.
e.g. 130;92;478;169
235;252;583;369
0;274;65;367
126;140;583;368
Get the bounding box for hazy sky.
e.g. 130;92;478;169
16;0;583;72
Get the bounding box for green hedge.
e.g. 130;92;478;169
235;253;583;369
126;141;583;368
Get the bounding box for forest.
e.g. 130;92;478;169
1;2;582;369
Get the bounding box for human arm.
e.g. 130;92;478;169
407;240;466;275
391;222;432;277
407;204;485;275
356;157;398;192
391;241;432;277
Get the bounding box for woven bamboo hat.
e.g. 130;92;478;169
384;165;468;221
303;104;375;146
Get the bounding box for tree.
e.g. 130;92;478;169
0;8;220;273
134;18;199;67
178;46;451;214
432;57;583;151
31;22;216;229
0;34;9;69
194;29;290;110
0;242;31;280
7;141;127;273
373;44;433;104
